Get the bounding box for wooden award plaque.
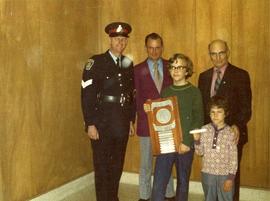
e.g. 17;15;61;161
146;96;183;155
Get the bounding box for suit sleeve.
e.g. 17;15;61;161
198;73;206;96
81;57;100;128
134;67;144;115
234;70;252;128
129;63;136;122
198;73;210;124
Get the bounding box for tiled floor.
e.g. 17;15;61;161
60;183;204;201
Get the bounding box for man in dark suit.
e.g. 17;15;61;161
134;33;175;201
81;22;135;201
198;39;252;201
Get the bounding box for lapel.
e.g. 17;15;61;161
143;59;161;93
161;59;168;88
216;63;232;93
143;59;155;82
205;68;214;97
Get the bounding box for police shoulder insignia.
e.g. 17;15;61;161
85;59;94;70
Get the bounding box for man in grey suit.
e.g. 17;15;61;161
198;39;252;201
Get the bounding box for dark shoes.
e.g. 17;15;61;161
164;196;175;201
138;196;175;201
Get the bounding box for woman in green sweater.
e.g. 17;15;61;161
151;53;204;201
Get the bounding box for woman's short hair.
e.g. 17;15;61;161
168;53;193;79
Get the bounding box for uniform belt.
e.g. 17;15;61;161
101;95;129;104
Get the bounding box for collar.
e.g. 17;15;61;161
214;63;228;74
147;58;162;67
211;123;227;132
109;50;121;63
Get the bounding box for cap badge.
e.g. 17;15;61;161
116;25;123;33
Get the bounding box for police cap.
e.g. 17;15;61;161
105;22;132;37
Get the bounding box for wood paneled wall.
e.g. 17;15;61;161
0;0;269;200
0;0;99;200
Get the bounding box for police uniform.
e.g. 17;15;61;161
81;22;135;201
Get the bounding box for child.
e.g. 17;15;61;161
193;96;238;201
150;53;204;201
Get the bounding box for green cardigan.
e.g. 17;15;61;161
161;82;204;147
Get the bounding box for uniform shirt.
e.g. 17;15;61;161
109;51;121;66
194;123;238;179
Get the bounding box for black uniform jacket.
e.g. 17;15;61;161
81;50;135;137
198;63;252;144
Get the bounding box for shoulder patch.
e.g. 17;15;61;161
85;59;94;70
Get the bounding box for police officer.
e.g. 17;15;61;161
81;22;135;201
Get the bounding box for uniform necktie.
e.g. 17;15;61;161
153;62;162;92
116;57;121;68
214;69;222;94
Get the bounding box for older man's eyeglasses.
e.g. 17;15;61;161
169;66;187;71
209;51;227;57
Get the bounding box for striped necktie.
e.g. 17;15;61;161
214;69;222;94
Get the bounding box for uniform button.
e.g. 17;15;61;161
120;84;123;87
106;76;109;79
118;73;122;77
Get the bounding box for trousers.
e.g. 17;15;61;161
139;137;175;199
91;132;129;201
152;150;194;201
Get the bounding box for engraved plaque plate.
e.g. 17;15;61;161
146;96;183;155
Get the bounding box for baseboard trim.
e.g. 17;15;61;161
30;172;269;201
30;173;94;201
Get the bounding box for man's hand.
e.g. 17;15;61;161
223;179;233;192
87;125;99;140
231;125;240;144
129;121;135;136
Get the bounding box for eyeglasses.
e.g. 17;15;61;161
209;51;227;57
169;66;187;71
